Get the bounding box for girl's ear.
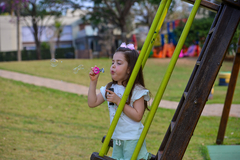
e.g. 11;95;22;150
127;68;131;74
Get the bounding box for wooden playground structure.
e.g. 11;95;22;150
91;0;240;159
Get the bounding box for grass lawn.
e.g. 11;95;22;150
0;76;240;159
0;57;239;104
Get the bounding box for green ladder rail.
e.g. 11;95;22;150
141;0;172;69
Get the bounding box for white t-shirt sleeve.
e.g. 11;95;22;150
100;85;107;101
132;85;150;103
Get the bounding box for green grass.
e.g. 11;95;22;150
0;77;239;159
0;58;239;104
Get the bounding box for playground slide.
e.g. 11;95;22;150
179;50;184;58
184;45;201;57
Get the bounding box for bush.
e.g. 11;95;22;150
0;51;17;61
0;48;75;62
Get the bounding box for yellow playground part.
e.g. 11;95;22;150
218;72;231;86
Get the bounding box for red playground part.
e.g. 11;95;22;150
152;43;175;58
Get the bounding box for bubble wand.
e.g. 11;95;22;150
93;66;104;74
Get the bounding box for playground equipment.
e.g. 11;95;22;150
183;44;201;57
152;44;200;58
153;43;175;58
218;71;231;86
91;0;240;159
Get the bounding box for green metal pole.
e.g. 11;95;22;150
131;0;202;159
98;0;168;157
142;0;172;69
139;0;168;68
143;0;172;127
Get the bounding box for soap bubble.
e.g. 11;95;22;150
73;65;84;74
50;58;58;67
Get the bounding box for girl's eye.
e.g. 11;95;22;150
118;63;121;65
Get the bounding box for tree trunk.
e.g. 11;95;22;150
17;3;21;61
31;3;41;60
36;41;41;60
50;36;56;59
120;24;127;43
33;20;41;60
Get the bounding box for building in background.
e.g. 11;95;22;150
0;10;85;53
0;9;122;59
21;10;86;51
75;23;122;58
0;16;21;52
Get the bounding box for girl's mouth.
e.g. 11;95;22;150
111;71;115;74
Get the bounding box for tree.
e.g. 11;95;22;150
54;20;63;48
131;0;159;29
174;16;240;56
98;24;115;58
131;0;177;29
229;24;240;55
173;17;214;48
47;19;64;59
20;0;72;60
81;0;140;42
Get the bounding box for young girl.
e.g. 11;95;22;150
88;43;151;160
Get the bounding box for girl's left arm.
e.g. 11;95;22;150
122;97;145;122
106;89;145;122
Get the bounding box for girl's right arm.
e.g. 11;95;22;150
88;66;105;108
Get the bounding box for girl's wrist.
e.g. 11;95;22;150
90;80;97;85
117;99;120;106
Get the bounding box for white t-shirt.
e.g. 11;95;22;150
100;84;150;140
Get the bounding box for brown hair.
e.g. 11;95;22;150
105;47;149;110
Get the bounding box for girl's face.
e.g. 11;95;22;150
110;52;129;85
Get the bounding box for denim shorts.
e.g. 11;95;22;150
112;139;151;160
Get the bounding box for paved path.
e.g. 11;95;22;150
0;69;239;117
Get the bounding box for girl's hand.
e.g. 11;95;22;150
106;89;121;105
89;65;100;82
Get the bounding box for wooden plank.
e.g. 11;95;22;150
223;0;240;8
216;37;240;144
160;5;240;160
170;121;176;131
182;0;219;12
196;61;201;65
208;27;215;35
183;92;188;99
